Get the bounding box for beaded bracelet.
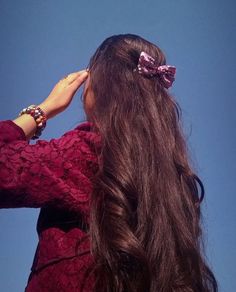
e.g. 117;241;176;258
19;105;47;140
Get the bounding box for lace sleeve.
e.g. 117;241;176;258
0;120;99;215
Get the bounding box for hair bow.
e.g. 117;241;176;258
137;51;176;89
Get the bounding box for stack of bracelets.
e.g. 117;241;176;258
19;105;47;140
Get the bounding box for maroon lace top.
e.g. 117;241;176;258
0;120;101;291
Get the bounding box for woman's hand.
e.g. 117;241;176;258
39;70;88;119
13;70;88;140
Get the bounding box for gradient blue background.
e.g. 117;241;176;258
0;1;235;291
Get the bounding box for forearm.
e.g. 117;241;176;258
13;115;37;140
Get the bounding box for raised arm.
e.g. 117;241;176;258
0;70;99;217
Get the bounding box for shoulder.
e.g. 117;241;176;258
57;121;101;156
74;121;93;132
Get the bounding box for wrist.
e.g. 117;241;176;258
38;102;53;119
14;105;47;139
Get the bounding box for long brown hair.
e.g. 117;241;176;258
86;34;218;291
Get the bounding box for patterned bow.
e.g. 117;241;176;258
137;51;176;89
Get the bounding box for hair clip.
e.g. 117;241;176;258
137;51;176;89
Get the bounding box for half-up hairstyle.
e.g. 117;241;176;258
86;34;218;292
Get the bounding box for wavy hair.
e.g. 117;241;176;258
85;34;218;292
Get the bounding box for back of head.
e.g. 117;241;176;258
85;34;217;292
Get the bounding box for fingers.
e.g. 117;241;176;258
60;70;88;85
69;70;89;90
58;69;88;97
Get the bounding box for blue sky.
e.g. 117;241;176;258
0;0;235;291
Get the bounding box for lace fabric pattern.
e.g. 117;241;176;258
0;120;101;291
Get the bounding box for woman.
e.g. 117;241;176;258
0;34;218;291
